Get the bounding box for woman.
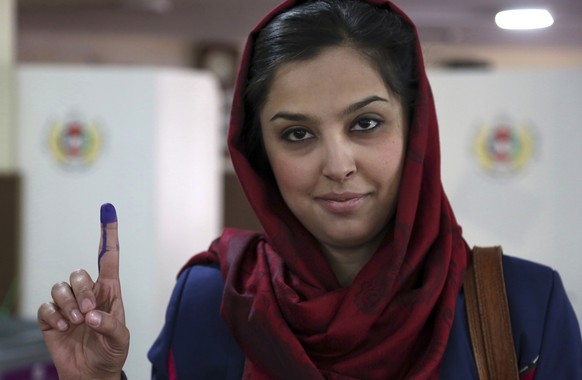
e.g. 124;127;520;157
37;0;582;379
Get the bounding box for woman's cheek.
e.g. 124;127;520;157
271;155;315;192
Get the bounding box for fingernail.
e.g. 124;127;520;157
57;319;69;331
70;309;83;323
86;311;101;327
81;298;95;313
100;203;117;224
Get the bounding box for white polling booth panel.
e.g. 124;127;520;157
430;68;582;321
17;65;222;379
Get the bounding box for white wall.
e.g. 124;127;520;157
430;68;582;320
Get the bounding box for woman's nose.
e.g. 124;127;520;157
321;137;356;183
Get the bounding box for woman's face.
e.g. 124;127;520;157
260;46;407;254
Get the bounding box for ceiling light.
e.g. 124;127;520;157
495;9;554;30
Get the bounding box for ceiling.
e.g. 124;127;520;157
17;0;582;68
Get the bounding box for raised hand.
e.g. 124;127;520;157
37;203;130;380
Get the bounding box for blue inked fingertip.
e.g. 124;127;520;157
100;203;117;224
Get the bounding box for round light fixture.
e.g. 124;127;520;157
495;9;554;30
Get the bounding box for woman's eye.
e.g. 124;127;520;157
352;118;382;131
282;128;314;142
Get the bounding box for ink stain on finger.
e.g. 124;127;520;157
100;203;117;224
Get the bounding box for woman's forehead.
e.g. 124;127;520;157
261;46;394;114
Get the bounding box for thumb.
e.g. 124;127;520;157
86;309;129;354
98;203;120;281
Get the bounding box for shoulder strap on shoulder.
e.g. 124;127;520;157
464;246;519;380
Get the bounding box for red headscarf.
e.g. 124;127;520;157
185;0;471;378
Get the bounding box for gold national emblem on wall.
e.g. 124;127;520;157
48;117;102;169
473;120;536;178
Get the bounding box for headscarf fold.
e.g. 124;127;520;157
184;0;471;378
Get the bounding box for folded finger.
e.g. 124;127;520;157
51;281;84;325
38;301;70;332
69;269;96;313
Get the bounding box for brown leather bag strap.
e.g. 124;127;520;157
464;246;519;380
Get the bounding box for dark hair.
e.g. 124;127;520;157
241;0;418;178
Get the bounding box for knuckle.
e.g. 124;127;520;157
69;269;88;284
51;281;68;294
37;302;57;319
71;268;87;277
69;269;89;282
37;301;51;313
69;270;94;296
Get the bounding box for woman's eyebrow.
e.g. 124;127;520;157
269;111;311;123
269;95;389;123
342;95;389;116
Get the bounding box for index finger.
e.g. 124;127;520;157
98;203;120;281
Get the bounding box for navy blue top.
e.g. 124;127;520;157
148;255;582;379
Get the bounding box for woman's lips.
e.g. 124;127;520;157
316;193;369;214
